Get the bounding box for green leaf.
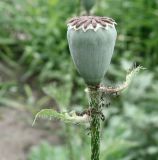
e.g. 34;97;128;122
32;109;90;126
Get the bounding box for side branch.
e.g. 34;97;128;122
85;66;144;94
99;66;143;94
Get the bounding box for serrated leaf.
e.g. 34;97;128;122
126;66;145;85
32;109;90;126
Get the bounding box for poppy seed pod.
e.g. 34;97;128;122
67;16;117;85
82;0;95;13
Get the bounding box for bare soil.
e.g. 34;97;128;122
0;107;61;160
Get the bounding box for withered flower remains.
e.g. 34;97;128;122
68;16;116;31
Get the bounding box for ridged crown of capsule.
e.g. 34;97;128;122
67;16;117;32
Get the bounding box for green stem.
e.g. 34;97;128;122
87;10;90;16
89;87;101;160
77;0;81;16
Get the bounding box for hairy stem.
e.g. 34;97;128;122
88;87;101;160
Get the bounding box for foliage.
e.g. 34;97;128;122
0;0;74;82
29;71;158;160
0;0;158;160
32;108;89;125
28;142;68;160
96;0;158;68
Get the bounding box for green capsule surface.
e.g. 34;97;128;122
67;16;117;85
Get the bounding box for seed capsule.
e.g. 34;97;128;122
67;16;117;85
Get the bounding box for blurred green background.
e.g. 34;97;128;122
0;0;158;160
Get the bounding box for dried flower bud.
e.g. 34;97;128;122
82;0;95;13
67;16;117;85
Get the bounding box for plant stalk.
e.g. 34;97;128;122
88;87;101;160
